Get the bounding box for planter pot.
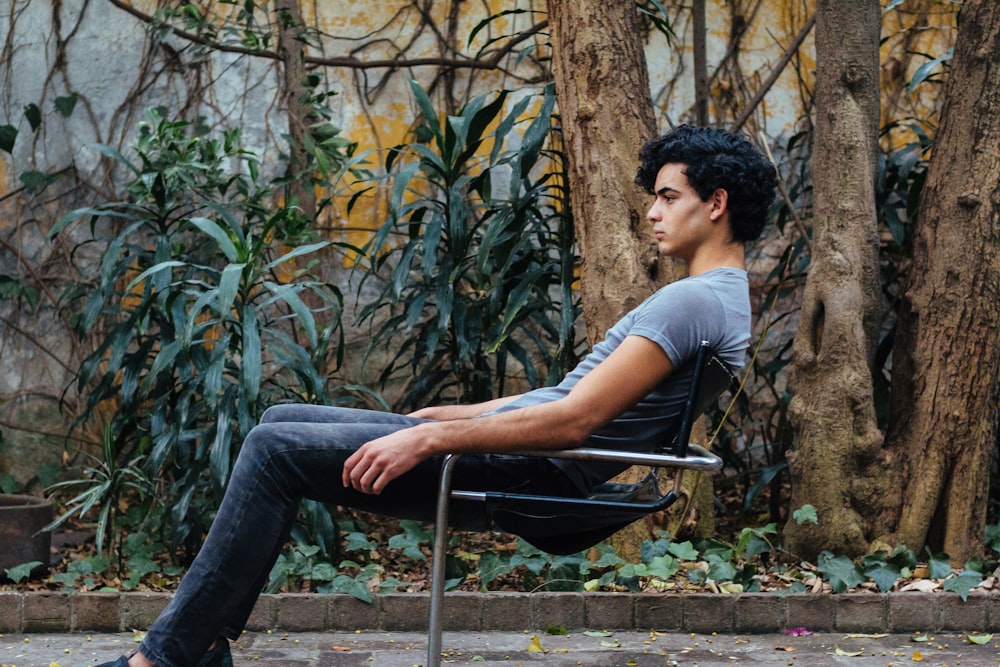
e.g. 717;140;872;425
0;494;52;573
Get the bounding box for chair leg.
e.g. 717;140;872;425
428;454;461;667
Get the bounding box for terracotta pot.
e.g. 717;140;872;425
0;494;52;572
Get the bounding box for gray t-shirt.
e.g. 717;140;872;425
488;267;751;491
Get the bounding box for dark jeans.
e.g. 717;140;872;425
139;405;577;667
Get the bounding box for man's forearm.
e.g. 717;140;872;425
416;398;593;456
409;394;524;421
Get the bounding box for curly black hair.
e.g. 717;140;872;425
635;124;778;243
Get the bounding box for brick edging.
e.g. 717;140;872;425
1;591;998;634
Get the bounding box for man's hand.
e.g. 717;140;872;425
342;426;431;495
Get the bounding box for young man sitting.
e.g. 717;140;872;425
97;124;777;667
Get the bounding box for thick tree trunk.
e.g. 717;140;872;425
886;0;1000;563
784;0;888;560
546;0;696;557
546;0;678;344
276;0;317;220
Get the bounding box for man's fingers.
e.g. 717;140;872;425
343;431;419;495
342;448;371;490
343;446;391;494
342;450;360;487
357;464;382;494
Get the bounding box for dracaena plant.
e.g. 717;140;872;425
50;108;361;556
354;82;580;410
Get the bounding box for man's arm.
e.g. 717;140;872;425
343;335;674;494
408;395;524;421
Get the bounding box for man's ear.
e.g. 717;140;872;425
709;188;729;221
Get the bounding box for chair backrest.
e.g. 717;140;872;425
469;342;734;554
668;342;735;457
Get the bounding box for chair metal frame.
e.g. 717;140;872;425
425;342;732;667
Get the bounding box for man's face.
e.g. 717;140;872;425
646;162;718;263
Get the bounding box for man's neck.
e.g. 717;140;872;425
686;244;746;276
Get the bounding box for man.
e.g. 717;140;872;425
98;124;777;667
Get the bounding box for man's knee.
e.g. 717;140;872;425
239;422;283;464
260;404;290;424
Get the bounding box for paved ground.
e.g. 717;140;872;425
5;629;1000;667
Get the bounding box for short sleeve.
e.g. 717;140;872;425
628;280;729;369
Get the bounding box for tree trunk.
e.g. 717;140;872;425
276;0;317;220
886;0;1000;563
546;0;695;557
784;0;887;560
546;0;678;344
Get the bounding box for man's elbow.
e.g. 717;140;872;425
560;414;606;448
545;399;611;448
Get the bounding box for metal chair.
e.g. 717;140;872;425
425;342;734;667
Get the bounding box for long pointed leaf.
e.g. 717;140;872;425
217;263;245;321
209;408;232;489
240;306;261;403
90;143;141;175
264;281;318;347
409;79;444;150
490;95;532;164
262;240;331;271
189;217;239;262
125;260;186;294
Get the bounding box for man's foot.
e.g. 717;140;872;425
94;658;129;667
198;638;233;667
94;639;230;667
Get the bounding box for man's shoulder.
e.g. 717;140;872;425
649;270;741;303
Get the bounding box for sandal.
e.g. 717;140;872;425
199;638;233;667
95;638;230;667
94;658;129;667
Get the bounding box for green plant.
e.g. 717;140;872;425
45;422;154;559
3;560;44;584
50;108;358;556
505;541;591;592
36;501;186;591
265;519;436;602
354;81;579;410
792;504;818;525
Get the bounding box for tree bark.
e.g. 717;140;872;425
784;0;887;560
546;0;693;557
886;0;1000;563
692;0;709;126
546;0;679;345
276;0;317;220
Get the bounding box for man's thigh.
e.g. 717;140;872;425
260;404;426;426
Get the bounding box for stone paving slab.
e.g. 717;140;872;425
4;591;1000;666
5;629;1000;667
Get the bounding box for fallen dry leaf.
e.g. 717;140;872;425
900;579;939;593
526;635;545;653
